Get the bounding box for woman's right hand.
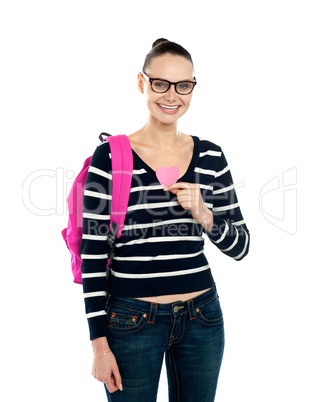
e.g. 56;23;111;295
91;337;123;393
91;351;123;393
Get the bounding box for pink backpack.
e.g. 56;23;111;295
61;133;133;284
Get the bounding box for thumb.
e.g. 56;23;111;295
167;188;178;194
113;369;123;391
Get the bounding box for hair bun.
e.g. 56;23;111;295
152;38;169;48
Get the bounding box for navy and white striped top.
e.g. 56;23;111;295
80;135;250;340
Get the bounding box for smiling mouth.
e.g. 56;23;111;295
157;103;181;111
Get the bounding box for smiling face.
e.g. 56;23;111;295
138;54;195;126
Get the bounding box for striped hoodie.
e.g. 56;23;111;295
80;135;250;340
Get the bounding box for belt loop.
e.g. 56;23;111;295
148;303;157;324
187;299;196;320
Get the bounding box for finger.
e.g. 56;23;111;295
113;367;123;391
179;188;194;196
164;188;191;196
166;188;178;194
104;375;117;394
163;182;192;191
177;196;193;207
181;201;192;210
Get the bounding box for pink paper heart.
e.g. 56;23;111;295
155;166;180;187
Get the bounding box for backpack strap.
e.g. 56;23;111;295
104;134;133;267
99;132;112;142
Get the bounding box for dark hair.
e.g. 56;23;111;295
142;38;194;72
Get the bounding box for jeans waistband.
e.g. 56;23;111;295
105;283;218;316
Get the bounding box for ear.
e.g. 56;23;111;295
137;72;144;94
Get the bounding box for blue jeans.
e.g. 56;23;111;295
103;285;225;402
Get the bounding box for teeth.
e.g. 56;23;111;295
159;104;179;110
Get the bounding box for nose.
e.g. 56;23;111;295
164;85;178;101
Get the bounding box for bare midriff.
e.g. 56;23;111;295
133;287;213;304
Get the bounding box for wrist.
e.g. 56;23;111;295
201;210;214;233
93;350;112;359
91;336;110;354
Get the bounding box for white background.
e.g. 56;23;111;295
1;1;318;401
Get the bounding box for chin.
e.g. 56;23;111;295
154;107;186;122
156;115;180;125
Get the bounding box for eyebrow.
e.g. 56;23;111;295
155;77;194;81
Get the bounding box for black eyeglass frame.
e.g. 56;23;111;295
141;71;197;95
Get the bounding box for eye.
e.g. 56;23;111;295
153;80;169;89
177;82;191;90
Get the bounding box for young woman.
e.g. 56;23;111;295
80;38;250;401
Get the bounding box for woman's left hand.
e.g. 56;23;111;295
164;182;214;231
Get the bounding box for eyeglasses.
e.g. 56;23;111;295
141;71;197;95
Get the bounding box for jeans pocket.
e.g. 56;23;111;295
106;303;148;333
195;294;224;326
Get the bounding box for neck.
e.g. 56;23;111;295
139;115;183;151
